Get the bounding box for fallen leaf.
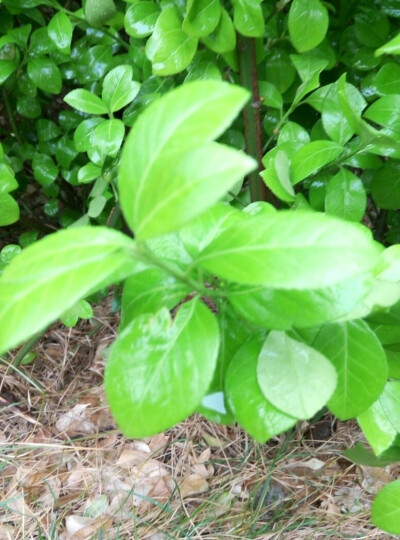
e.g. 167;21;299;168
55;404;96;435
357;464;394;494
65;515;113;539
117;449;150;467
179;473;209;498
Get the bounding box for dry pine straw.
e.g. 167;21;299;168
0;300;399;540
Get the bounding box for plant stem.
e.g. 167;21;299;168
237;36;279;207
11;331;43;367
2;89;22;144
237;35;269;203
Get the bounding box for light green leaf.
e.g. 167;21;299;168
132;142;254;238
0;227;137;354
145;6;198;76
372;480;400;534
124;1;160;38
27;56;62;94
374;63;400;95
179;203;246;257
231;0;264;38
93;119;125;159
61;299;93;328
183;0;221;37
325;168;367;222
120;267;190;329
197;211;382;289
357;383;399;455
288;0;329;53
119;80;252;237
0;192;19;226
64;89;108;115
202;7;236;53
290;141;343;185
228;274;373;330
376;32;400;56
257;331;337;419
84;0;116;27
344;442;400;468
320;82;367;144
0;163;18;193
78;162;102;184
312;320;387;420
225;334;296;442
364;95;400;130
105;299;219;437
87;195;107;218
74;117;105;152
102;65;140;113
258;81;283;110
47;11;73;54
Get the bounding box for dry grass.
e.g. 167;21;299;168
0;299;398;539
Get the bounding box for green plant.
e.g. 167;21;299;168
2;0;400;534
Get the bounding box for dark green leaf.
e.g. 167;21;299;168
344;442;400;467
32;153;58;186
27;56;62;94
47;11;73;54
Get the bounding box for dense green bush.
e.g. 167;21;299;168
2;0;400;533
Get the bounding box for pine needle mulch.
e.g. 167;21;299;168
0;302;398;540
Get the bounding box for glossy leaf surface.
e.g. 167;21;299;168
288;0;329;52
290;141;343;185
119;81;252;238
183;0;221;37
372;480;400;534
102;65;140;113
105;299;219;437
228;274;373;330
197;211;382;289
47;11;73;54
145;6;198;76
313;321;387;419
325;168;367;222
120;267;190;329
64;89;108;115
257;331;337;419
225;334;296;442
0;228;136;354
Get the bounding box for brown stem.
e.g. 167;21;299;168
237;35;277;206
